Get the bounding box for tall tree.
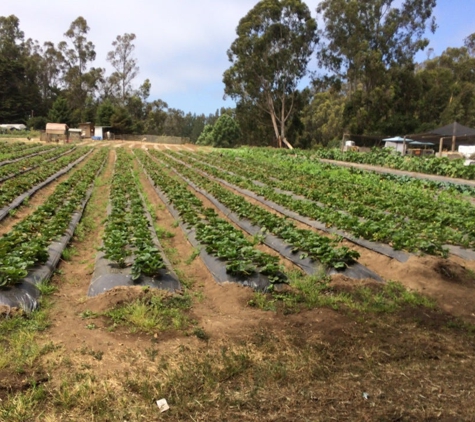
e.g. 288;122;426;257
0;15;41;122
48;96;72;125
316;0;437;135
107;33;139;105
223;0;317;148
317;0;437;93
58;17;98;122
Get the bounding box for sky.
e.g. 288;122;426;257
2;0;475;115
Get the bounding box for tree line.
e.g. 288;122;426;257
0;15;218;141
1;1;475;147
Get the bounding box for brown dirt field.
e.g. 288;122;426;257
2;142;475;421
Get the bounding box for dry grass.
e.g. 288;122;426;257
2;285;475;421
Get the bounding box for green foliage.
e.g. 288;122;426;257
110;107;134;134
196;124;214;146
0;147;104;287
0;15;42;123
47;97;72;125
107;33;139;105
27;116;47;130
197;115;242;148
224;0;317;146
101;149;165;279
212;114;241;147
95;100;115;126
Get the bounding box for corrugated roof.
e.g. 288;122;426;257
430;122;475;137
46;123;68;131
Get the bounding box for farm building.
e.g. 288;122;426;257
79;122;94;138
383;136;412;154
69;128;82;141
0;124;27;132
92;126;112;140
44;123;69;142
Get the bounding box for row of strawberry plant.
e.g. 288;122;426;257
293;147;475;180
0;149;108;287
0;143;57;165
0;141;34;158
101;149;166;280
0;147;91;209
154;151;360;270
190;150;475;244
135;149;286;283
0;145;74;181
171;151;453;255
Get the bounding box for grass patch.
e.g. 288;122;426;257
0;305;52;372
61;246;77;261
155;225;175;239
103;291;192;333
249;271;436;315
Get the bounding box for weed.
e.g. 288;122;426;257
154;225;175;239
80;310;98;319
164;246;180;265
37;280;57;295
145;347;158;361
185;247;201;265
103;291;192;333
257;271;436;315
80;346;104;361
61;246;77;261
193;327;209;341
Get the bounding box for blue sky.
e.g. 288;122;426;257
2;0;474;115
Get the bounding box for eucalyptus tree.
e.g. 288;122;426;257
317;0;437;93
223;0;317;148
314;0;437;135
58;17;100;122
107;33;139;106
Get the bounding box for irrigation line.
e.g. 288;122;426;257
88;153;180;297
162;151;411;264
165;160;383;282
0;151;108;312
0;149;92;222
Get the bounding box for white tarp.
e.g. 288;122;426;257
458;145;475;158
0;124;27;131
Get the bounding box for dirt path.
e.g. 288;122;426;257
135;150;281;340
319;158;475;187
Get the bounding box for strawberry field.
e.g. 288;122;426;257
1;141;475;310
2;140;475;421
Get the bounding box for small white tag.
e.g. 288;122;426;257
156;398;170;413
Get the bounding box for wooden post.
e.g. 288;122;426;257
451;122;456;152
403;135;407;155
439;137;443;156
341;133;347;151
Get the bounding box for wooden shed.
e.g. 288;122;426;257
45;123;69;143
79;122;94;138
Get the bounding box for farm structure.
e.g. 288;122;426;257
43;123;69;143
79;122;94;138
